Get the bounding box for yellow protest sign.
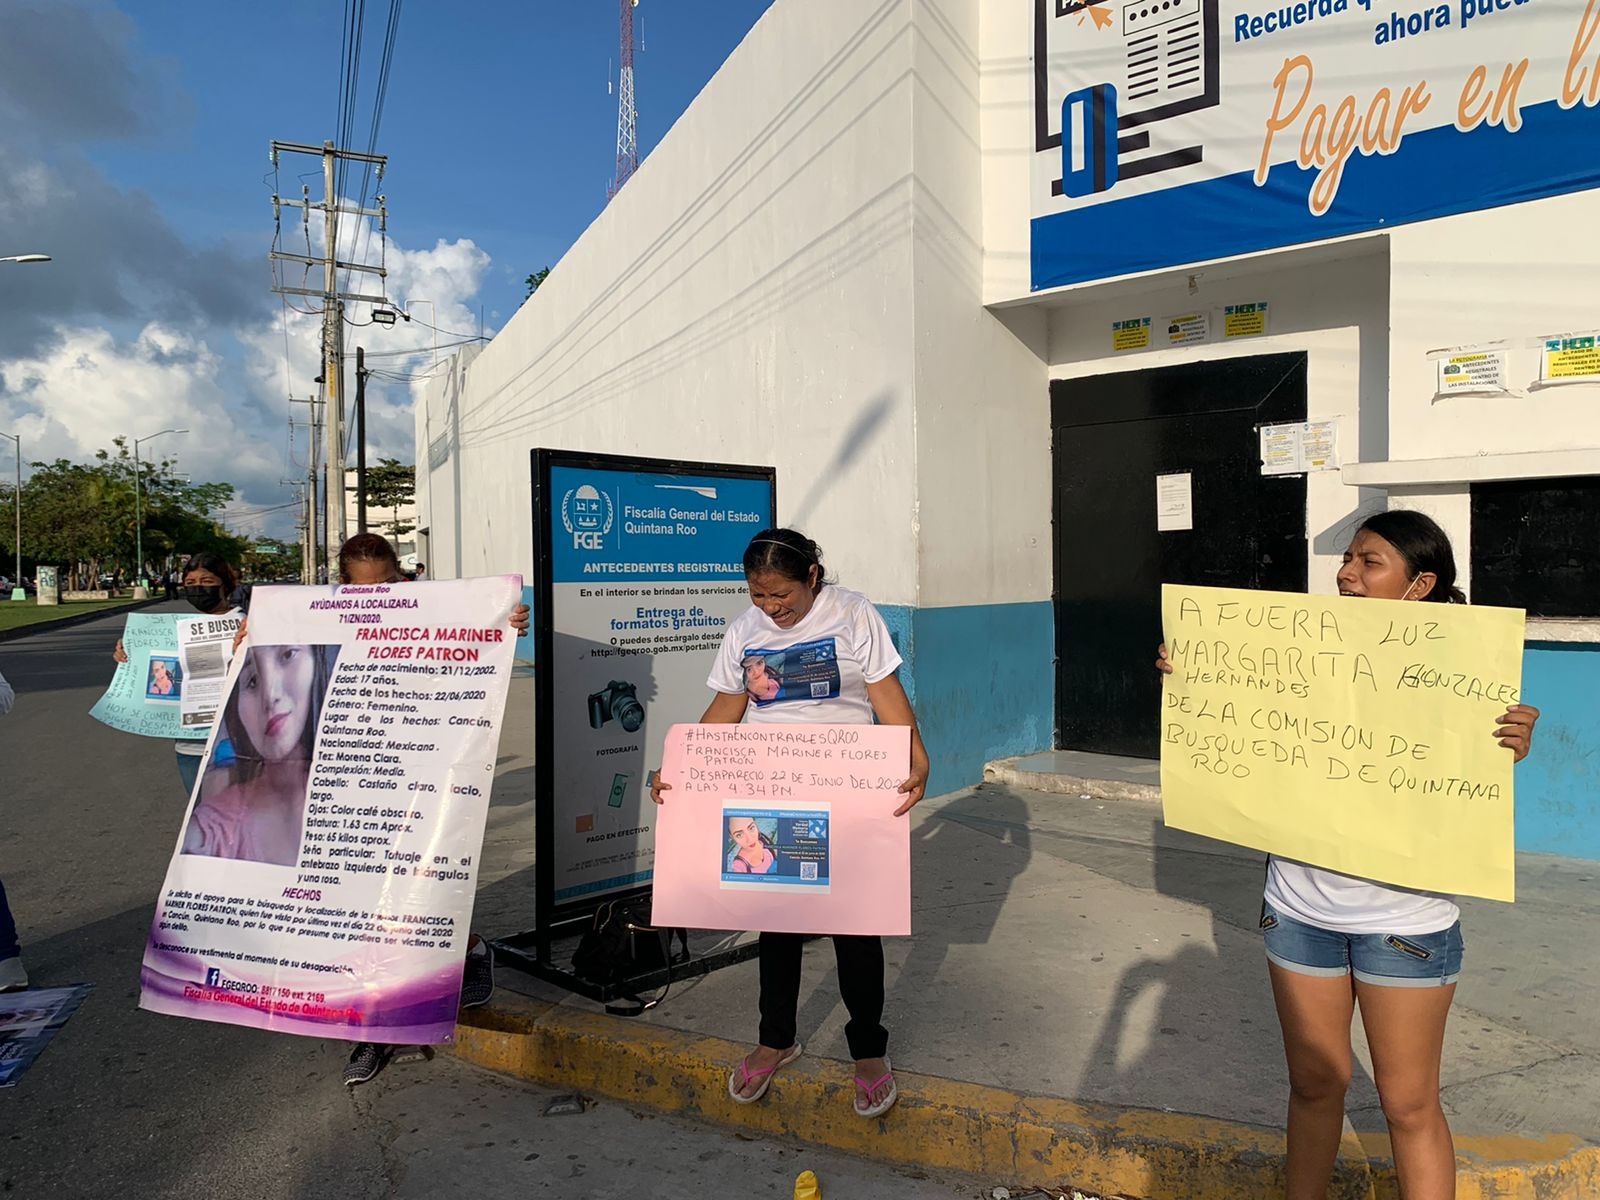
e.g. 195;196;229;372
1160;585;1525;902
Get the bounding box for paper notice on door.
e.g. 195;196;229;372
1260;421;1339;475
1259;424;1302;475
1156;472;1193;532
1436;350;1509;396
1164;313;1209;346
1300;420;1339;471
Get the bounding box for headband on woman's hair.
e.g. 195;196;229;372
748;537;812;555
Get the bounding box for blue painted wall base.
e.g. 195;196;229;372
879;601;1055;793
1517;643;1600;860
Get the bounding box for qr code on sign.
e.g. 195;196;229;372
810;681;829;698
800;861;818;881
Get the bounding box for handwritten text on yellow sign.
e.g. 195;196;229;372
1160;585;1525;902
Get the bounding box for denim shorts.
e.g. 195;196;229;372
1260;903;1463;988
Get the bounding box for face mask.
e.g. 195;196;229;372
184;585;225;612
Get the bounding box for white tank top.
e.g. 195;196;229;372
1264;857;1460;936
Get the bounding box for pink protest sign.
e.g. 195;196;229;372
651;723;912;936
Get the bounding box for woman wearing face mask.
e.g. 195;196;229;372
180;643;334;866
1157;510;1540;1200
114;551;245;796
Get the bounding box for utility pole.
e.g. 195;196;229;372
278;479;309;583
355;346;369;534
1;431;20;600
270;139;388;579
289;396;325;584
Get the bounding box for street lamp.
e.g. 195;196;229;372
1;432;20;601
133;428;187;592
1;254;50;599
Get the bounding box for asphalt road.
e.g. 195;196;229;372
0;606;986;1200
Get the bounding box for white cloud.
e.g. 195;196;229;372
0;0;500;547
1;224;497;544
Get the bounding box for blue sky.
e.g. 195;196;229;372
0;0;774;540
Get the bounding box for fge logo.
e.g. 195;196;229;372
560;484;614;551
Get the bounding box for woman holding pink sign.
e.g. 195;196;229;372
652;528;930;1119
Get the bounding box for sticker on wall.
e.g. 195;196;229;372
1224;303;1270;340
1164;313;1209;347
1156;472;1193;532
1112;317;1151;353
1435;351;1510;397
1538;333;1600;385
1259;420;1340;476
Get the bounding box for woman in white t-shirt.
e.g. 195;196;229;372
1159;510;1540;1200
652;528;930;1119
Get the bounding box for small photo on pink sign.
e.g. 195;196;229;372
651;723;912;936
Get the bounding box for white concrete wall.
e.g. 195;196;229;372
978;0;1033;306
1381;190;1600;589
1045;241;1391;593
418;0;925;605
911;0;1051;608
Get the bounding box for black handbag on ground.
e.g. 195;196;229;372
569;899;689;1015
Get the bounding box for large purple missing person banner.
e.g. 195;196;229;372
139;575;521;1044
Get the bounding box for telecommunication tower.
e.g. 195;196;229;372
607;0;639;200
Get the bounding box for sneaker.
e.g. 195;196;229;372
342;1042;391;1087
460;942;495;1010
0;956;26;993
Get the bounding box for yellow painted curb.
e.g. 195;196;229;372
450;997;1600;1200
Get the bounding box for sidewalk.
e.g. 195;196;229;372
456;737;1600;1198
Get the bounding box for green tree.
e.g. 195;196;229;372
366;458;416;548
525;266;551;300
0;443;245;589
241;543;301;580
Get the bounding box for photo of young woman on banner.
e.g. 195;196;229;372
139;575;523;1045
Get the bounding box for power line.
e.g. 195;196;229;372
360;335;484;360
349;1;402;296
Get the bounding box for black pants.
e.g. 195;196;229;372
758;932;887;1060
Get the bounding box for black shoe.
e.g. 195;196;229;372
460;943;495;1010
342;1042;392;1087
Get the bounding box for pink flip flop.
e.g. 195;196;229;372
727;1042;803;1105
854;1058;898;1118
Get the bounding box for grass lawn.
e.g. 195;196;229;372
0;595;147;634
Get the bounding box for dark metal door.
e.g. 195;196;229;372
1053;353;1309;759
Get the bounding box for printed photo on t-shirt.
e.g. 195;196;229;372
741;639;841;706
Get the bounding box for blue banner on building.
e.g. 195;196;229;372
1031;0;1600;289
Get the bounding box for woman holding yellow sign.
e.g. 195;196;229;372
1159;510;1539;1200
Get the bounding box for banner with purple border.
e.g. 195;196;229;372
1031;0;1600;290
139;576;521;1044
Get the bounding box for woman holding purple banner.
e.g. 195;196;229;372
652;527;930;1119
